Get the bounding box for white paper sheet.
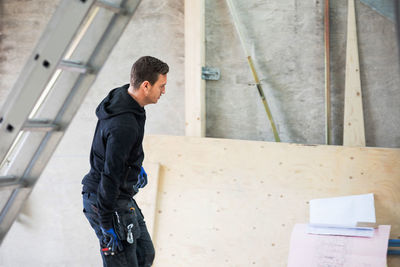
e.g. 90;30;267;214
310;193;376;226
308;193;376;236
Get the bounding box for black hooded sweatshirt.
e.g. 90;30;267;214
82;84;145;229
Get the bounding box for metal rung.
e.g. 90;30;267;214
95;0;123;14
388;249;400;255
22;120;60;132
389;239;400;246
59;60;91;74
0;176;21;188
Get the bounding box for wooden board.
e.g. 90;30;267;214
135;162;160;239
184;0;206;137
343;0;366;146
143;135;400;267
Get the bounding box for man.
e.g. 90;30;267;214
82;56;169;266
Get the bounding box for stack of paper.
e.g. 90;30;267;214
287;193;391;267
308;193;376;237
288;224;391;267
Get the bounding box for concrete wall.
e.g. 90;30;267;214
0;0;399;147
205;0;399;146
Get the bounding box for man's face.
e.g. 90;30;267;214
147;74;167;104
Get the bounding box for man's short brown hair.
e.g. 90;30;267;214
130;56;169;89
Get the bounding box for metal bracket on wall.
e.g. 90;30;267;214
201;67;221;80
0;0;142;245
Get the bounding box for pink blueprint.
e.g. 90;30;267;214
287;224;390;267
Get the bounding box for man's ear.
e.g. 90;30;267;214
141;81;150;95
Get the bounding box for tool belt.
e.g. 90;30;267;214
112;199;141;244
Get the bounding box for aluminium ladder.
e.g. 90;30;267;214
0;0;141;244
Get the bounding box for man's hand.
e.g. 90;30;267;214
101;227;123;254
137;166;148;188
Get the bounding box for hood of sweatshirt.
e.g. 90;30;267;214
95;84;145;120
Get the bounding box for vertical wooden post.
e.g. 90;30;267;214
184;0;206;137
343;0;365;146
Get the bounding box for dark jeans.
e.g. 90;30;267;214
82;191;155;267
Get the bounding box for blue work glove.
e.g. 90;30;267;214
137;166;148;188
100;227;123;254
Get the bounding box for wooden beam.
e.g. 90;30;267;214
343;0;365;146
184;0;206;137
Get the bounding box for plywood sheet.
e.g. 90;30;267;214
143;135;400;267
135;162;160;239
